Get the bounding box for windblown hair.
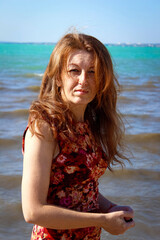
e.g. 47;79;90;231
28;33;128;170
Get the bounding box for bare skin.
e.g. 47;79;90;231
22;123;135;235
60;50;97;122
22;50;135;235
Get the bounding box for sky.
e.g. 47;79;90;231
0;0;160;44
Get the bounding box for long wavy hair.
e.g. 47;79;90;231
28;33;128;170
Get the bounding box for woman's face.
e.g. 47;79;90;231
60;49;97;110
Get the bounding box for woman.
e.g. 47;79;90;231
22;33;135;239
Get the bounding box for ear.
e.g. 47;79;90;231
56;78;62;87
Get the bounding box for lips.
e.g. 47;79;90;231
74;89;88;93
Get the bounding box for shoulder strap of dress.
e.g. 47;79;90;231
22;126;29;154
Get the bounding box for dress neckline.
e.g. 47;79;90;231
73;120;89;135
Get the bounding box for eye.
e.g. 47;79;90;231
68;69;80;78
88;70;95;74
69;69;79;73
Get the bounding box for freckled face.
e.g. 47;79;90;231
60;50;97;109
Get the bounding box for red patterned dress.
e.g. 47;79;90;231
22;121;108;240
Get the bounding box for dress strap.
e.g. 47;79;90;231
22;126;29;154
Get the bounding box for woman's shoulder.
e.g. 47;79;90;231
23;120;59;160
29;119;54;141
23;120;58;154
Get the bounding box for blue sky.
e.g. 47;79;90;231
0;0;159;43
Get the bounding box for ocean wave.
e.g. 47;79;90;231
118;95;135;103
121;82;159;92
120;76;140;80
0;84;40;93
126;133;160;143
13;72;43;79
0;86;6;91
148;75;160;82
106;168;160;181
0;136;21;148
0;109;28;118
23;73;43;79
0;174;21;189
34;73;43;77
0;200;22;224
122;113;149;119
26;85;40;92
14;98;29;103
0;86;13;91
122;113;160;121
126;133;160;154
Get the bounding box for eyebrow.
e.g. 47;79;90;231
68;63;95;68
68;64;78;67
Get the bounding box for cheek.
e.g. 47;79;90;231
62;79;76;93
91;80;97;93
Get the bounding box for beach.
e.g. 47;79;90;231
0;42;160;240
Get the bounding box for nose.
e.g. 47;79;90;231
78;71;87;85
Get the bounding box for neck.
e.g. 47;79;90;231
70;104;86;122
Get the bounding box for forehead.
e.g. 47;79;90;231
67;49;95;66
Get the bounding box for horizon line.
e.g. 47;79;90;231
0;41;160;46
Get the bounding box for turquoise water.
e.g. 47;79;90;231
0;43;160;239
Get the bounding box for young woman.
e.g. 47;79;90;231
22;33;135;239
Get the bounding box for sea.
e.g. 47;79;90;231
0;42;160;240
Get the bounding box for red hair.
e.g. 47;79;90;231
29;33;128;170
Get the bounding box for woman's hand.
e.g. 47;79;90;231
108;205;133;213
98;193;135;234
107;205;134;223
101;209;135;235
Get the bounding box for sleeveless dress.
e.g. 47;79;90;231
22;121;108;240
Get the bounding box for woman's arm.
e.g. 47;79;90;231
21;123;102;229
21;123;135;234
98;192;134;223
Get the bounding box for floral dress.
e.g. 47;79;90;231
22;122;108;240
